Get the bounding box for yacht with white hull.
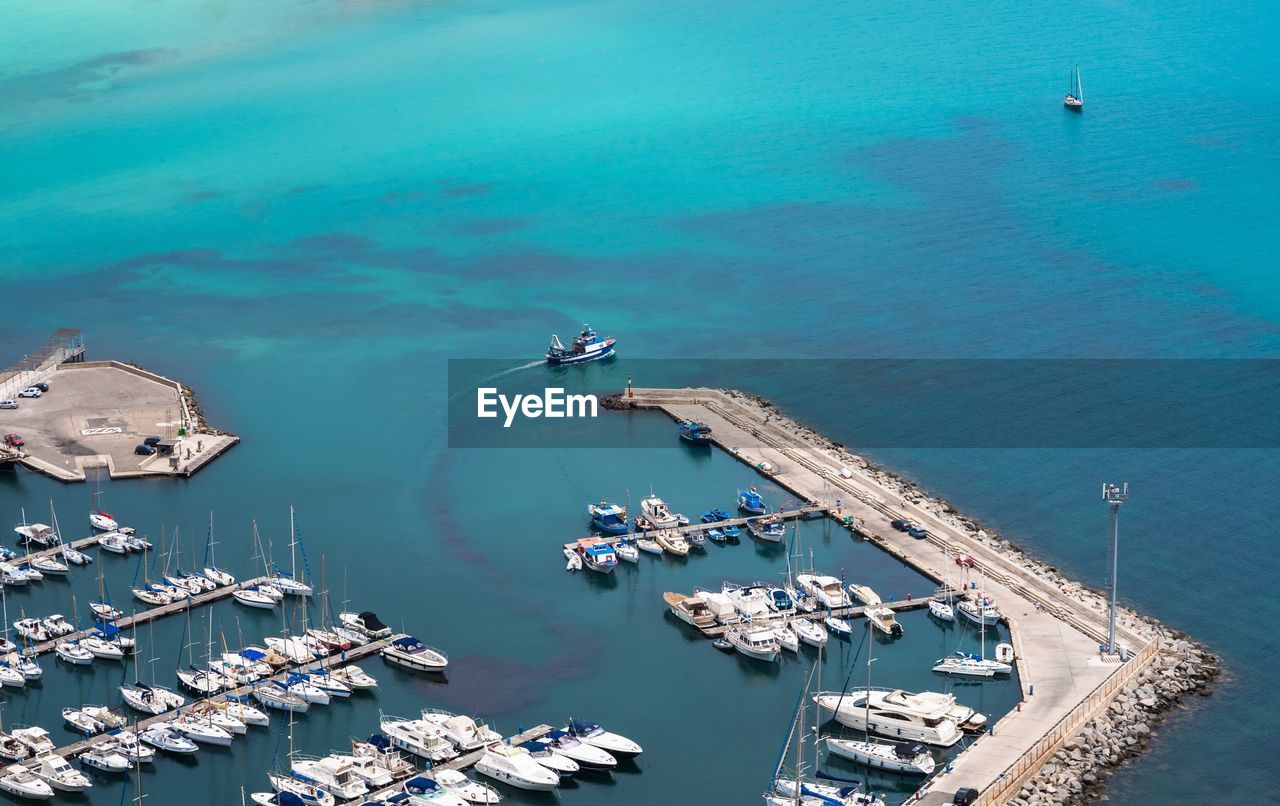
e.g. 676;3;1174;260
825;738;935;775
796;574;853;609
813;688;983;747
474;744;560;791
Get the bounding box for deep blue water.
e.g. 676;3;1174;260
2;1;1278;803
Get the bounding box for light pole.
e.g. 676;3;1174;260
1102;482;1128;655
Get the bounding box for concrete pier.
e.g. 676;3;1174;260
615;387;1160;805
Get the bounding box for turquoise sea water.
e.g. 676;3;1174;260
2;0;1278;803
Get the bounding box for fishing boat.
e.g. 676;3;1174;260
338;611;391;640
434;769;502;804
140;724;199;754
474;744;560;791
746;515;786;542
420;710;502;753
542;729;617;770
0;765;53;800
564;719;643;757
688;530;706;549
738;487;768;515
677;419;713;444
722;522;742;539
545;325;615;365
638;495;683;529
1064;64;1084;111
576;538;617;574
662;592;717;629
32;753;92;791
653;530;690;556
700;509;731;523
613;539;639;563
705;526;725;542
726;626;780;662
381;635;449;672
586;502;628;534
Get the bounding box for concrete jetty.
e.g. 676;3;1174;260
612;387;1167;805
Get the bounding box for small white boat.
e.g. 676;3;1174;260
89;602;122;622
435;769;502;804
474;744;560;791
932;653;1012;678
187;703;246;734
270;573;314;597
420;710;501;753
40;615;73;636
169;714;234;746
381;635;448;672
563;549;581;572
13;524;58;549
0;733;27;763
12;621;47;643
635;538;662;555
12;655;40;681
378;714;455;763
777;624;800;653
825;737;935;775
177;667;229;695
0;566;28;587
97;532;130;555
338;611;391;640
222;700;271;727
131;587;170;607
995;642;1015;664
957;597;1002;626
846;584;881;606
233;587;278;609
791;618;828;648
613;541;639;563
928;599;955;621
55;640;94;665
564;720;643;757
138;725;199;754
402;776;468;806
267;771;335;806
77;742;132;773
62;708;105;736
202;566;235;587
81;706;126;730
662;592;717;629
30;557;67;577
0;664;25;689
251;682;310;714
523;739;580;778
81;635;125;661
257;583;286;601
866;604;904;637
328;664;378;690
727;626;780;662
284;675;331;705
90;511;118;532
772;777;884;806
106;729;156;764
327;748;393;788
0;765;54;800
120;683;184;715
542;729;616;770
304;670;352;698
824;617;853;638
32;754;92;791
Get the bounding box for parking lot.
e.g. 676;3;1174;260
0;364;187;479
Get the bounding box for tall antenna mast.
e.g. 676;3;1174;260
1101;482;1129;656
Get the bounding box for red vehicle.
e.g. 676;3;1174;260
955;554;974;568
5;434;24;448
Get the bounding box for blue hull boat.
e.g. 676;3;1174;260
738;487;768;516
546;326;616;365
721;523;742;540
587;502;628;535
700;509;731;523
677;419;713;444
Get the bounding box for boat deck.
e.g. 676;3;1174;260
618;388;1159;805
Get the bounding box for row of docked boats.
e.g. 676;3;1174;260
587;488;777;536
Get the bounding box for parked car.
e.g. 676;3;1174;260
32;382;49;393
890;518;911;531
908;525;929;539
5;434;24;448
0;400;17;410
143;435;164;447
17;388;41;398
134;444;157;456
955;554;975;568
951;788;979;806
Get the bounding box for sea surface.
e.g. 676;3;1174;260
1;1;1278;803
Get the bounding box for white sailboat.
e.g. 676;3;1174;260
932;586;1011;678
1064;64;1084;111
271;508;313;596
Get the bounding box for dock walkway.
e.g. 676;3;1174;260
621;388;1158;805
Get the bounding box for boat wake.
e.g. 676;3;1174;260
481;360;543;382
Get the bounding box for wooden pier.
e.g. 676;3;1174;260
615;387;1163;805
53;635;394;760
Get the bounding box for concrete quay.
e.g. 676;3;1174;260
614;387;1165;805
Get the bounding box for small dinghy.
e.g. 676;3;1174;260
435;769;502;804
562;548;581;572
62;547;92;566
712;637;734;652
995;642;1015;664
381;635;448;673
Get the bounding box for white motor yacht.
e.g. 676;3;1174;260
10;728;53;758
14;524;58;548
267;771;334;806
12;621;47;643
32;754;92;791
791;618;828;648
638;494;682;529
97;532;131;554
474;744;560;791
866;604;904;637
434;769;502;804
420;710;502;753
139;725;199;754
722;583;773;620
402;776;468;806
727;626;780;662
327;750;393;788
78;742;132;773
380;635;448;672
40;615;73;636
379;714;455;763
813;688;980;747
291;755;369;801
0;765;54;800
541;729;617;770
328;664;378;690
338;611;392;640
54;640;94;665
796;574;853;609
106;729;156;764
62;708;104;735
932;652;1012;678
564;720;643;756
169;714;234;746
522;740;580;778
846;584;881;606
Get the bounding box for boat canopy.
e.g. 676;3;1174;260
367;733;392;751
405;777;440;794
391;636;425;652
358;611;388;631
240;648;267;661
524;740;551;752
92;623;120;638
895;742;928;759
568;719;600;735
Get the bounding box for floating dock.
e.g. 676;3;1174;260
615;387;1160;806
